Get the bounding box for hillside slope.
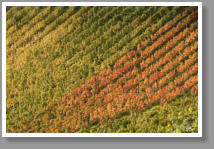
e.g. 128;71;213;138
6;6;198;133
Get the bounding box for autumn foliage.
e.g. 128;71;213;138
6;6;198;133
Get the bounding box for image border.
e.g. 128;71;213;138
1;1;202;137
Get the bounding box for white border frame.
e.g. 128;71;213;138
2;2;202;137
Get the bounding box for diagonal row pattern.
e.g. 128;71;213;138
6;6;198;133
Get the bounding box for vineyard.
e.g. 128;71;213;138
6;6;198;133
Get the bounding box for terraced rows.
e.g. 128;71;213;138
6;6;198;133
